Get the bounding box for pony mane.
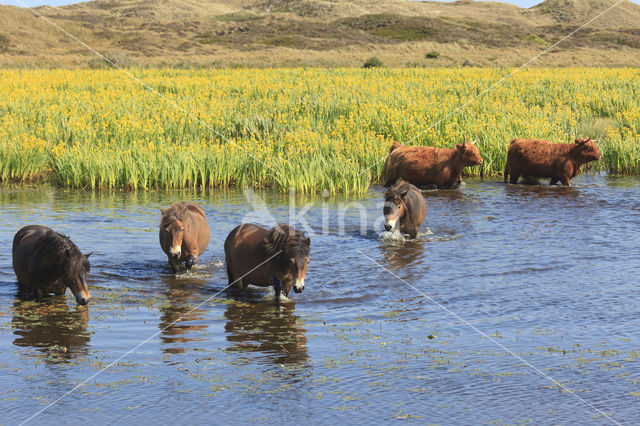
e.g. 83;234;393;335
161;203;189;227
263;223;310;261
33;230;89;277
385;182;411;200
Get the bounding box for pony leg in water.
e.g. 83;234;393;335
185;255;196;270
168;255;180;273
272;276;282;303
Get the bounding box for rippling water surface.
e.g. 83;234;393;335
1;175;640;424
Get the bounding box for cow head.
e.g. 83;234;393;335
456;138;483;166
574;137;601;162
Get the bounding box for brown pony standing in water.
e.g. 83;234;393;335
224;223;310;303
12;225;92;305
159;202;210;273
383;182;426;239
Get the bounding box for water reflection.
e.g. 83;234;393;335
503;182;579;200
378;240;426;270
224;302;308;365
11;298;90;363
158;275;210;355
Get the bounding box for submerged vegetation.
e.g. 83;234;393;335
0;67;639;195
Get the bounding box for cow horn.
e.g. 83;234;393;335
471;139;478;145
462;135;467;145
586;137;591;142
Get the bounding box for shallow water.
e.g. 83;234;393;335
1;175;640;424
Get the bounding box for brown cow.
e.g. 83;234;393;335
384;138;483;189
504;137;601;186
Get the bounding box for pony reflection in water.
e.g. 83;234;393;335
224;301;308;365
158;275;210;355
12;298;90;363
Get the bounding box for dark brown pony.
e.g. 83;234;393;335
224;223;310;303
12;225;91;305
159;202;210;273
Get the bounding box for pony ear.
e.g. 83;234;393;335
400;189;409;198
290;257;295;264
306;237;311;246
84;252;93;259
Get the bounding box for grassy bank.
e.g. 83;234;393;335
0;67;639;195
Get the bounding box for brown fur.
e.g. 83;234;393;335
383;182;426;239
12;225;91;305
224;223;310;303
384;139;483;188
504;137;601;186
159;202;210;273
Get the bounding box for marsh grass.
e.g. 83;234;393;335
0;67;639;194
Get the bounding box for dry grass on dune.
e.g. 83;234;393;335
1;0;640;67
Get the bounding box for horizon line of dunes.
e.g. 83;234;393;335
1;67;639;195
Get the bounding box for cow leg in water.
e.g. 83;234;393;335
509;173;520;184
550;178;559;186
272;276;282;303
560;176;571;186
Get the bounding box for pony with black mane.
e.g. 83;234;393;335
12;225;92;305
224;223;310;303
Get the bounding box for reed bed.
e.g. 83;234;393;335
1;67;639;195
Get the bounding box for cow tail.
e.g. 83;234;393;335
504;139;516;183
383;141;402;187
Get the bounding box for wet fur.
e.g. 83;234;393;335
12;225;90;300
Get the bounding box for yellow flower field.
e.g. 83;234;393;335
0;67;638;195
